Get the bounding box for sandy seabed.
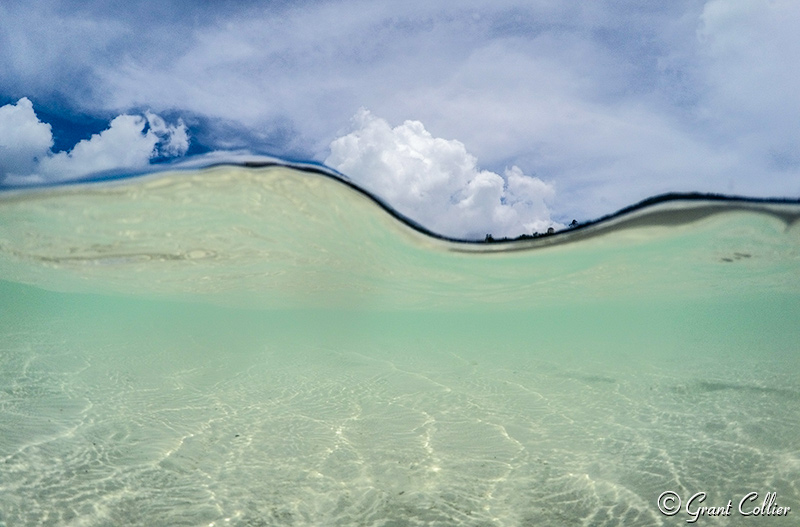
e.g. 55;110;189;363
2;286;798;526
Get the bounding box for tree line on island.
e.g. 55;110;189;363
484;219;579;243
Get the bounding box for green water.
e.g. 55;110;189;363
1;167;799;526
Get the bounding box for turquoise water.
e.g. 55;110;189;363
1;166;799;526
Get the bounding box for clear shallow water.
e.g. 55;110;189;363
1;166;799;526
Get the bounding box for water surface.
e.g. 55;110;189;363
1;165;798;526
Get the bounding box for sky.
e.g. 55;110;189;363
0;0;799;239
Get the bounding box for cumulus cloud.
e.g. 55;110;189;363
326;109;559;239
0;97;54;177
145;111;190;157
0;98;189;184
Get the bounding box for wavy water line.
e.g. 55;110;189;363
2;156;799;250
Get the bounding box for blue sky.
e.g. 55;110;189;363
1;0;799;239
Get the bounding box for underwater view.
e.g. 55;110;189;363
1;164;799;526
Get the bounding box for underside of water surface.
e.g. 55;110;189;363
1;165;799;526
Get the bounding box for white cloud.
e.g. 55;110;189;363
0;97;53;176
145;111;190;158
326;109;559;239
1;1;798;220
697;0;800;163
0;98;189;184
39;115;158;179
